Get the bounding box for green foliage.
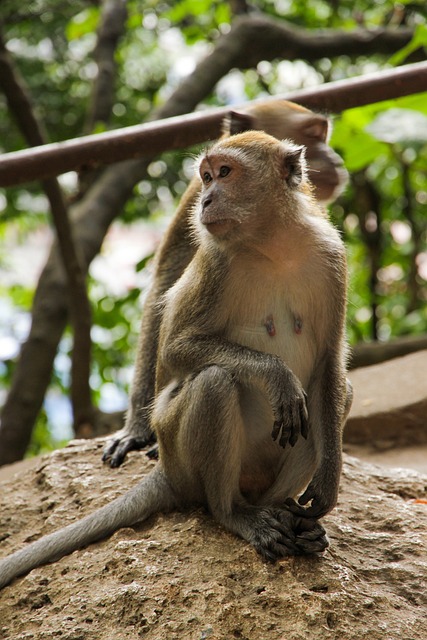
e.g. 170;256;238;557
26;410;52;457
390;23;427;65
66;7;100;41
26;409;68;457
331;93;427;342
165;0;231;43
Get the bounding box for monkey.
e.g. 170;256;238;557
0;131;352;589
103;99;348;467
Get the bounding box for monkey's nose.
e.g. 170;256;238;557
202;196;212;209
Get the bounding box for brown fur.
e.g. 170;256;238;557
103;101;348;467
151;131;351;557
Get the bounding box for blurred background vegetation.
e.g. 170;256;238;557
0;0;426;458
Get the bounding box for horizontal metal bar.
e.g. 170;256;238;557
0;61;426;187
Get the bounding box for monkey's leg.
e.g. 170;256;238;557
286;371;353;520
103;287;159;467
103;205;198;468
156;366;327;561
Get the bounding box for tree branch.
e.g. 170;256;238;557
400;156;423;312
226;15;417;68
85;0;128;132
0;29;94;464
350;334;427;369
0;30;49;145
79;0;128;198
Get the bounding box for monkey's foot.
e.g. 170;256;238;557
146;443;159;460
102;428;156;467
288;511;329;555
231;506;328;562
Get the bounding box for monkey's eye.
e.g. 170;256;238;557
202;171;212;184
219;165;231;178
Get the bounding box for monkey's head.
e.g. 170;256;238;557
194;131;311;246
222;100;348;203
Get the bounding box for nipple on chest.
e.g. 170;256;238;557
264;314;276;337
263;314;303;337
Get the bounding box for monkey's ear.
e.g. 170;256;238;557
222;110;254;136
302;115;330;142
281;144;307;188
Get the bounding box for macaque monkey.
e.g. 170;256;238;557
103;100;348;467
0;131;351;588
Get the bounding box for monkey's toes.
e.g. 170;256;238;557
244;508;299;561
146;443;159;460
102;434;155;467
254;530;300;562
295;530;329;554
293;516;329;554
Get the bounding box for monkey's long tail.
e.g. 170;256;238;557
0;465;175;590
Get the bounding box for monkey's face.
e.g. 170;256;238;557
197;152;247;238
304;143;348;202
195;132;308;245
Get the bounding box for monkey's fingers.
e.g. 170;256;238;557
294;519;326;540
298;484;316;506
288;402;300;447
277;512;330;554
285;496;307;515
276;510;329;555
271;417;292;448
297;487;331;519
256;510;328;559
289;394;309;446
279;417;293;447
271;420;283;441
250;509;301;560
300;393;309;439
271;404;296;447
301;501;331;519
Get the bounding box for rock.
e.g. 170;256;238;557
345;350;427;447
0;439;426;640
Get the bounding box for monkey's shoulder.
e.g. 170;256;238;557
161;246;228;325
304;213;345;256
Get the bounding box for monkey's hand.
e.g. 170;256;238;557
102;427;156;468
268;362;309;448
285;463;340;519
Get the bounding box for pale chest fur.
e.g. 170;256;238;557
222;246;332;389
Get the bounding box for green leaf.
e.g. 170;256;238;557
214;3;231;25
331;118;388;172
389;24;427;66
167;0;213;22
66;7;100;41
367;108;427;145
135;253;154;272
331;94;427;169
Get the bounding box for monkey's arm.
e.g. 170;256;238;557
103;179;200;467
159;330;309;448
288;350;348;518
287;258;350;519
